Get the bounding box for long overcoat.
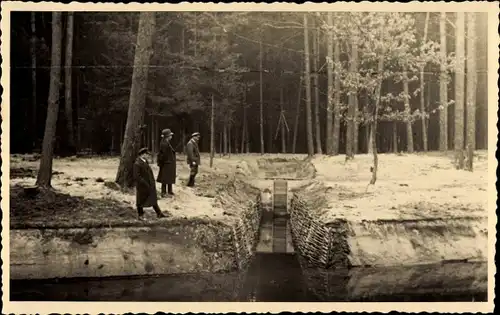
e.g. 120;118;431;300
157;139;176;184
133;157;158;208
186;139;201;165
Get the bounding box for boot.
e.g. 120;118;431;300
161;184;167;198
153;205;167;218
187;175;194;187
168;184;174;196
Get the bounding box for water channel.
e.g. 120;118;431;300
10;180;488;302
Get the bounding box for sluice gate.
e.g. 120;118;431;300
256;180;294;254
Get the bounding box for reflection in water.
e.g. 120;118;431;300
10;255;487;302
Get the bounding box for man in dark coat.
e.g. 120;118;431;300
133;147;167;220
185;132;201;187
157;129;176;197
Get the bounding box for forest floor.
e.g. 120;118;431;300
9;150;490;229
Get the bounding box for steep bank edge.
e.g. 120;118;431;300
10;196;262;280
289;193;487;268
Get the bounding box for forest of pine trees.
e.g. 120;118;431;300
11;11;489;162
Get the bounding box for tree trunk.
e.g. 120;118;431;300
259;33;265;155
280;87;286;153
352;36;359;155
115;12;156;188
420;12;430;152
241;86;247;153
466;12;477;171
392;121;398;153
333;33;341;155
303;14;314;157
403;64;414;153
312;20;322;154
31;12;37;150
346;33;357;160
228;123;232;157
219;131;223;157
454;12;465;169
292;76;303;154
439;12;448;151
64;12;75;153
210;94;215;167
368;124;374;154
36;12;63;188
370;53;385;185
150;115;155;160
223;121;228;155
326;12;334;155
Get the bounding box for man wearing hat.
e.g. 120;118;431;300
185;132;201;187
157;129;176;197
133;147;168;220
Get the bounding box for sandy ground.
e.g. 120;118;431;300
303;151;489;222
9;150;489;226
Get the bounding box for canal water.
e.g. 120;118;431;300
9;181;488;302
10;256;487;302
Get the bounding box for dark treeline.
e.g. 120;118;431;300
10;11;488;156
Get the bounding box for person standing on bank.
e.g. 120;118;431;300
157;129;176;197
134;147;168;220
186;132;201;187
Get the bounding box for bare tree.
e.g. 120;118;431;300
115;12;156;187
346;32;358;160
332;28;341;155
259;32;265;155
36;12;63;188
466;12;477;171
31;12;37;149
326;12;334;155
370;49;385;186
439;12;448;151
403;63;414;153
312;19;322;154
454;12;465;169
64;12;76;152
420;12;430;151
303;14;314;156
292;76;303;154
210;94;215;167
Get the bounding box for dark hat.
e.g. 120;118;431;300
161;129;174;137
191;132;200;138
138;147;150;155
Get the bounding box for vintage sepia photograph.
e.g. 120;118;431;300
1;1;497;314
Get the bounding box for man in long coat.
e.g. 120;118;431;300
185;132;201;187
157;128;176;197
133;147;167;220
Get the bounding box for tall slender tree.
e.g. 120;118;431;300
326;12;334;155
454;12;465;169
303;13;314;156
210;94;215;167
466;12;477;171
312;19;322;154
439;12;448;151
259;31;265;155
36;12;63;188
292;76;303;154
420;12;430;152
64;12;76;152
115;12;156;187
346;31;358;160
30;12;37;150
403;63;414;153
333;28;341;155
